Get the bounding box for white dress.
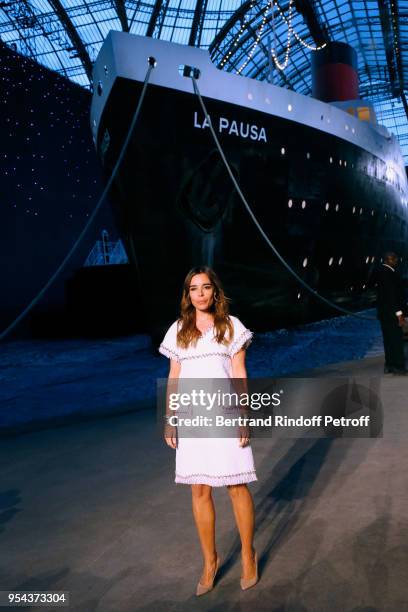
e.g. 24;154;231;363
159;315;258;487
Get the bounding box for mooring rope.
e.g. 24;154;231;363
191;74;377;321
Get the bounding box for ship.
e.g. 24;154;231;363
90;31;408;335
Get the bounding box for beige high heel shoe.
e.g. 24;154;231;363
196;554;220;596
240;550;258;591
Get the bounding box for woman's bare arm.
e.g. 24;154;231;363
231;350;250;447
231;349;247;378
169;359;181;378
164;359;181;449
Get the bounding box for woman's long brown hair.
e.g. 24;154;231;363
176;266;233;349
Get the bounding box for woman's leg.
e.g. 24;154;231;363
191;484;218;584
227;484;256;580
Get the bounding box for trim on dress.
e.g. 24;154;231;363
229;329;254;357
179;351;229;361
175;470;257;487
158;344;181;362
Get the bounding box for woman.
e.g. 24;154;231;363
159;266;258;595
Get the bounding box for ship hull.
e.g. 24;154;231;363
94;74;408;333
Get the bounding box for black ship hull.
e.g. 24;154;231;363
91;34;408;334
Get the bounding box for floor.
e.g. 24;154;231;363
0;348;407;611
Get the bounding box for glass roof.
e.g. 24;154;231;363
1;0;407;161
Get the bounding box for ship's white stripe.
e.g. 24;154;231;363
91;31;407;192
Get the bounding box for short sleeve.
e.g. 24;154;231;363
229;316;253;357
158;320;181;362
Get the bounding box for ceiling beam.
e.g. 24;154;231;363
128;0;144;30
293;0;329;46
210;0;331;86
146;0;164;37
400;90;408;125
47;0;92;80
113;0;129;32
188;0;208;47
209;0;253;55
377;0;400;96
211;0;329;57
391;0;405;91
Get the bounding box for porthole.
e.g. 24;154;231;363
371;256;375;263
352;206;356;214
306;152;310;159
302;258;308;268
365;256;370;263
281;147;286;155
359;208;363;214
329;257;333;266
302;200;306;209
335;204;339;211
288;199;293;208
297;292;301;299
339;257;343;265
339;159;342;166
325;202;330;211
329;156;333;163
288;104;292;111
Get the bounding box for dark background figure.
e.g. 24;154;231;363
376;252;407;375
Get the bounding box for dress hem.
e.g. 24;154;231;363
175;471;257;487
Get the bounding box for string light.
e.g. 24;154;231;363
389;0;400;58
271;0;326;71
236;2;269;74
220;0;327;74
221;0;256;68
271;0;292;70
292;29;327;51
277;0;327;51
